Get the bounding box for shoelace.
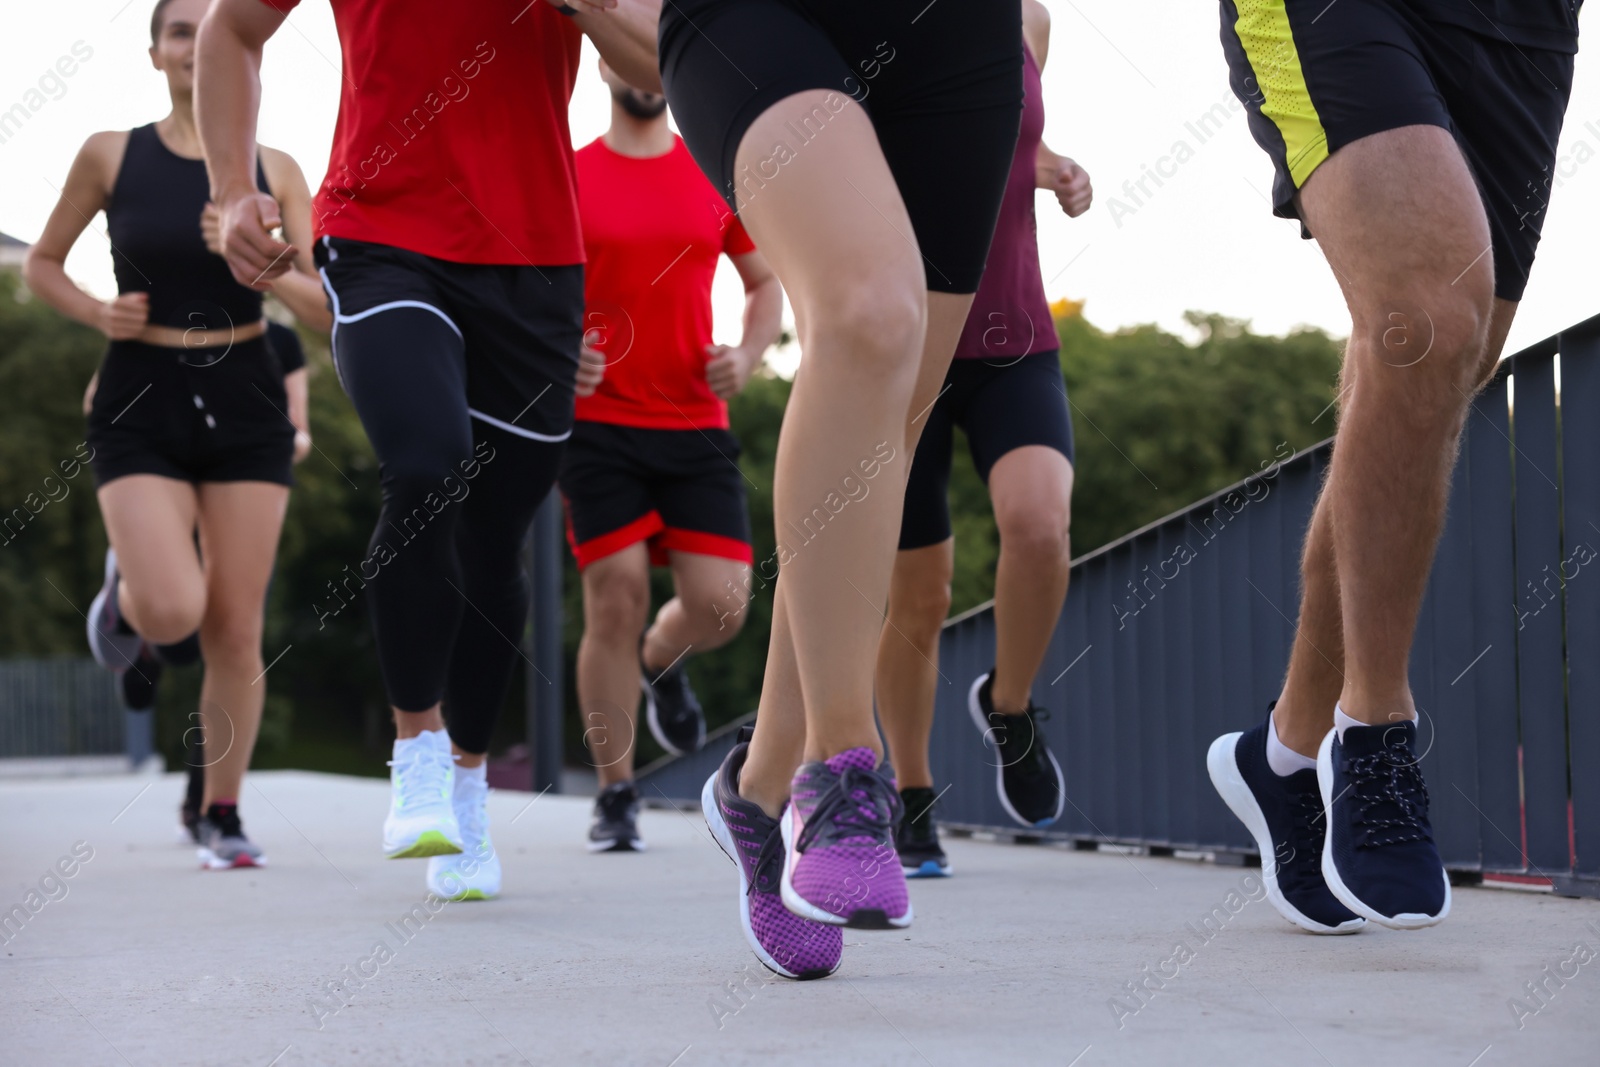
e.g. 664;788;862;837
749;824;786;896
1346;747;1431;849
388;745;453;814
795;767;902;852
1278;788;1327;880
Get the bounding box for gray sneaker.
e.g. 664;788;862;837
197;806;266;869
87;549;142;671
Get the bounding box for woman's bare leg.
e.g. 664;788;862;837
193;481;289;805
96;476;205;644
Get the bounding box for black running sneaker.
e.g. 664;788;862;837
968;670;1065;828
1319;719;1450;929
896;786;951;878
180;801;202;845
588;781;645;852
641;649;706;756
155;632;202;667
197;804;265;869
1207;713;1364;934
120;643;163;711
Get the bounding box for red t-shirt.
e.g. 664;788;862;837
266;0;583;265
574;136;756;430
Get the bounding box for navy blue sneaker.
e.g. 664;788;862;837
1208;716;1364;934
1318;719;1450;929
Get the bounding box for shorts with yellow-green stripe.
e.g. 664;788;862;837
1217;0;1575;301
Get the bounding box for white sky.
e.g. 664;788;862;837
2;1;1596;374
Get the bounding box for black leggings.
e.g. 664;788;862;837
336;309;563;755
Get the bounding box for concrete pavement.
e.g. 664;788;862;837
2;770;1596;1066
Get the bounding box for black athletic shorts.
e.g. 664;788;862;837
315;236;583;442
899;350;1074;551
1220;0;1576;302
87;335;294;488
659;0;1023;294
559;421;753;570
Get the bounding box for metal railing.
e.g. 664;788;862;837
0;657;125;759
639;315;1600;899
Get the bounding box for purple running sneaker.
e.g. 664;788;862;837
781;747;911;930
702;728;841;980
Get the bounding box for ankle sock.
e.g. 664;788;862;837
1334;704;1363;741
1266;711;1318;776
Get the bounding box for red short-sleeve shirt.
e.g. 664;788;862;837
574;136;756;430
265;0;584;265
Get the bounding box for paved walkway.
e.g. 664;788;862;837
3;770;1596;1066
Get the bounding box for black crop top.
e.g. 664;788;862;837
105;123;271;332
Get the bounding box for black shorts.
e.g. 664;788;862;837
86;335;294;488
658;0;1023;294
1220;0;1576;302
899;350;1074;551
558;421;753;570
315;236;582;442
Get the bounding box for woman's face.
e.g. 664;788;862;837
148;0;209;95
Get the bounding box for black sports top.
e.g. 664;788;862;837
105;123;271;332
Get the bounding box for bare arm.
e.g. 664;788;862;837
197;0;294;289
559;0;662;94
22;132;150;339
705;249;783;400
260;147;333;333
1023;0;1092;218
285;367;312;462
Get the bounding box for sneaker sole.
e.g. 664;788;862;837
1316;730;1451;930
701;772;836;980
643;677;704;757
967;673;1066;829
433;887;496;901
778;804;913;930
1206;732;1364;935
903;859;952;878
586;837;646;853
385;829;464;859
198;848;265;870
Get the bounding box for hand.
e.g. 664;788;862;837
293;430;312;464
99;292;149;340
217;189;295;290
575;330;608;398
200;202;223;256
83;371;100;416
1052;158;1093;218
705;344;758;400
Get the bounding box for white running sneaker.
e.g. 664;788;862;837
427;763;500;900
383;728;464;859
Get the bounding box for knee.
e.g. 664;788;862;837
134;587;206;645
800;280;925;388
1359;288;1491;409
584;571;649;643
199;609;263;669
888;571;952;640
996;503;1072;567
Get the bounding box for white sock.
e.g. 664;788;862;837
455;761;487;791
394;727;450;755
1334;704;1364;741
1266;710;1318;776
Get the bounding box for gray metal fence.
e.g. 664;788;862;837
0;657;125;758
638;315;1600;899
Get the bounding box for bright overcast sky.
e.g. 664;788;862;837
2;1;1596;373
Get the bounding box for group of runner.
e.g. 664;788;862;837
22;0;1580;978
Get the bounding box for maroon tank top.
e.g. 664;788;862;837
954;45;1054;362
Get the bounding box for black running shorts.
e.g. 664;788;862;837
315;236;583;442
899;349;1075;551
87;335;294;487
1219;0;1576;302
559;421;753;570
658;0;1023;294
